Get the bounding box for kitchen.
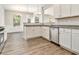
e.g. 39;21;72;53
0;4;79;55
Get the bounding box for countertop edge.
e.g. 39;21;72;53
24;24;79;29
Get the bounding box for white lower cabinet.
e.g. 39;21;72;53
72;29;79;53
59;28;72;49
59;28;79;54
24;26;50;41
51;27;59;44
41;27;50;40
25;26;41;39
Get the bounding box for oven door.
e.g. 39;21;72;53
0;33;4;54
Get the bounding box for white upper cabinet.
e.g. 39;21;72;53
53;4;79;18
71;4;79;16
54;4;71;18
61;4;71;17
54;4;61;18
0;5;5;26
61;4;79;17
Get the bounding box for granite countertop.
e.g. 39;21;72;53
24;23;79;29
23;22;54;25
24;22;55;25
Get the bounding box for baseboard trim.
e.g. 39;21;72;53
26;36;50;41
40;36;51;41
7;32;23;34
50;41;60;46
60;45;77;55
27;36;42;40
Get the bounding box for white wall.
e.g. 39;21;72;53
0;5;7;41
22;12;33;23
43;15;55;23
44;5;54;16
5;10;25;33
44;15;51;23
56;17;79;25
0;5;5;26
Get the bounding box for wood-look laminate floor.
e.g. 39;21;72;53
1;33;74;55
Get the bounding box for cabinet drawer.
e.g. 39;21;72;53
59;28;71;33
72;29;79;33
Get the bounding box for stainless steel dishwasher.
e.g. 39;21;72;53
50;27;59;44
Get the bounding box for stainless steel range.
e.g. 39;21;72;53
0;27;5;54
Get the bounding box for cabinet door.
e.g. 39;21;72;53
51;28;58;44
33;27;41;37
26;27;34;39
61;4;71;17
72;29;79;52
26;27;36;38
0;5;4;26
42;27;50;40
59;28;72;49
71;4;79;16
54;4;61;18
26;26;41;39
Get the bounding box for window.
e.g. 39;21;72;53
13;15;21;26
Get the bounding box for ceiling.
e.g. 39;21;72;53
2;4;53;13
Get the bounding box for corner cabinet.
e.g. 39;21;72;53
59;28;72;49
41;26;50;41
